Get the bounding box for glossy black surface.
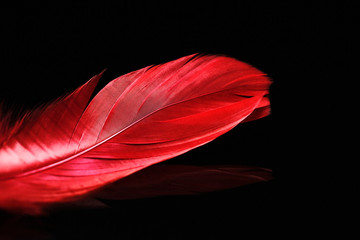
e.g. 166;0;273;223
0;1;346;239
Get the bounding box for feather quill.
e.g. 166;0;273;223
0;54;271;214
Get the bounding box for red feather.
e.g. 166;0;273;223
0;54;271;214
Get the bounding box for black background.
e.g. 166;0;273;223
0;1;349;239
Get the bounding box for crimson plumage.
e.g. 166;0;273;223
0;54;271;214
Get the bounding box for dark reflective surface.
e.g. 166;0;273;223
0;1;344;239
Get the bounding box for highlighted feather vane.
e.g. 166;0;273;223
0;54;271;214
